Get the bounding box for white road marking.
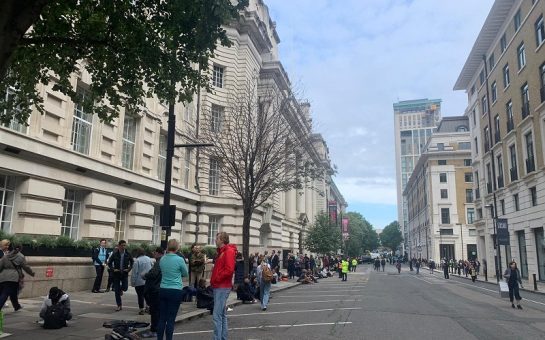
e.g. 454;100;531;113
276;294;356;298
229;307;362;317
173;322;353;335
283;289;365;293
411;275;441;285
451;279;545;307
270;299;360;305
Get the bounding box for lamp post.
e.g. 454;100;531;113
485;203;501;283
457;223;464;260
425;226;429;260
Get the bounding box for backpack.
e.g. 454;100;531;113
43;303;66;329
261;264;273;283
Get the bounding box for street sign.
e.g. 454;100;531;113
497;218;510;245
160;204;176;227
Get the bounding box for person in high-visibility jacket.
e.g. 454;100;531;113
351;258;358;272
341;259;349;281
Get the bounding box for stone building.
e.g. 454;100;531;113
0;0;345;254
454;0;545;282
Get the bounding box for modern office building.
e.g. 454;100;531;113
0;0;346;252
394;98;442;255
454;0;545;283
404;116;477;261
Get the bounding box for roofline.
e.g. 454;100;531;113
453;0;515;91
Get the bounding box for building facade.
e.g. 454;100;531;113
0;0;346;253
454;0;545;283
394;99;442;254
404;117;477;262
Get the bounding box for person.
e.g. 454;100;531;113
157;239;188;340
380;258;386;272
105;245;117;292
374;258;380;272
309;254;316;274
257;261;272;311
107;240;133;311
395;259;401;274
0;239;10;258
131;247;153;315
91;239;111;293
141;247;164;339
341;258;348;281
351;258;357;272
287;254;295;279
196;279;214;311
189;244;206;288
429;260;435;274
442;258;449;279
236;276;256;303
0;243;35;311
504;261;523;309
39;286;72;329
210;231;237;340
469;264;477;283
234;252;245;290
415;259;421;275
271;250;280;275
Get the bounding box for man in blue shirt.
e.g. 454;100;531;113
91;239;111;293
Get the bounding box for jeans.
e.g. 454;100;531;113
93;265;104;291
213;288;231;340
135;285;146;309
147;292;160;332
113;274;128;306
416;267;420;274
260;282;271;309
0;281;20;310
157;288;182;340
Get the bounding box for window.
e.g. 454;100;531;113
470;85;475;96
456;125;468;132
152;206;161;245
481;96;488;114
440;228;453;236
509;144;518;181
467;209;475;224
521;83;530;119
503;64;510;88
439;173;447;183
61;189;82;239
464;159;472;166
517;42;526;69
484;126;490;152
514;193;520;211
464;172;473;182
514;9;521;31
209;158;220;195
491;81;497;102
71;88;93;155
459;142;471;150
489;53;495;70
474;137;479;154
440;189;448;199
486;163;492;193
184;149;191;189
0;175;15;232
158;133;167;180
212;65;224;88
500;199;505;215
500;34;507;52
122;115;137;170
184;103;194;122
479;70;485;86
525;131;535;173
506;100;514;132
472;109;476;126
115;200;129;241
208;216;220;245
441;208;450;224
469;228;477;236
438;160;447;165
541;63;545;102
2;87;27;134
536;15;545;46
497;155;504;188
210;104;223;133
466;189;473;203
530;186;537;206
437;143;444;151
494;115;500;143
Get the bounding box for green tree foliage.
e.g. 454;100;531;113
380;220;403;251
304;213;341;256
344;212;379;257
0;0;248;125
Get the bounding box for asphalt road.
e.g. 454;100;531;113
173;264;545;340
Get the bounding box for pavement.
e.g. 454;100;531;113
174;263;545;340
1;280;300;339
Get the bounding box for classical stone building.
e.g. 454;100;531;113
454;0;545;283
404;117;476;262
0;0;346;254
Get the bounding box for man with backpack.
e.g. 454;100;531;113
257;261;273;311
39;287;72;329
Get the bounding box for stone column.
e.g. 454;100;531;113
127;201;154;242
80;192;116;240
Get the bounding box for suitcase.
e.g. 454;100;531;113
499;281;510;298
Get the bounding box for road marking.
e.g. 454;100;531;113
276;294;356;298
450;279;545;306
270;299;360;305
173;322;353;335
411;275;442;285
283;289;364;294
229;307;362;317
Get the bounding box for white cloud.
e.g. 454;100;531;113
335;176;397;205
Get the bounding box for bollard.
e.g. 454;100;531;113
533;273;538;291
484;269;488;282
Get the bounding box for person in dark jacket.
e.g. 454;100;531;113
0;245;35;311
270;250;280;275
504;260;523;309
234;252;245;290
141;247;164;338
39;286;72;328
236;276;256;303
91;239;111;293
107;240;134;311
287;254;295;279
196;278;214;311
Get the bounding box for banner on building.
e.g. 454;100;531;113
328;201;337;225
496;218;510;245
341;217;349;240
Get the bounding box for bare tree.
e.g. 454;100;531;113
200;77;322;275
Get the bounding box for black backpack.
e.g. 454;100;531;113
43;303;66;329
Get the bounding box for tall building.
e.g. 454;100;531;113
394;99;441;254
454;0;545;283
0;0;345;253
404;116;476;261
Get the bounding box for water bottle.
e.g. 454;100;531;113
0;310;3;334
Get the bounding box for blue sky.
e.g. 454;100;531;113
266;0;495;229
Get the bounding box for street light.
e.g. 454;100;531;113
456;223;463;260
485;203;502;283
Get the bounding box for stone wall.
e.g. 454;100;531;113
21;257;213;298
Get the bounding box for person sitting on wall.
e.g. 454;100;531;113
236;276;256;304
196;279;214;312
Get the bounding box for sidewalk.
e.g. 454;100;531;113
2;280;300;339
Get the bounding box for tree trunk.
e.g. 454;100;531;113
242;204;253;276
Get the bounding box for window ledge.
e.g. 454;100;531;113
517;64;526;75
535;41;545;53
503;84;511;92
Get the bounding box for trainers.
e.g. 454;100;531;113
227;307;233;312
14;305;22;312
262;307;267;311
517;305;523;310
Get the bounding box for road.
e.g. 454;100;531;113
173;264;545;340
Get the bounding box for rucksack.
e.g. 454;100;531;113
261;264;273;283
43;303;66;329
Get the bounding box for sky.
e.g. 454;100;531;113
266;0;495;229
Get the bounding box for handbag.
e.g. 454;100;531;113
8;258;25;289
499;281;509;298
